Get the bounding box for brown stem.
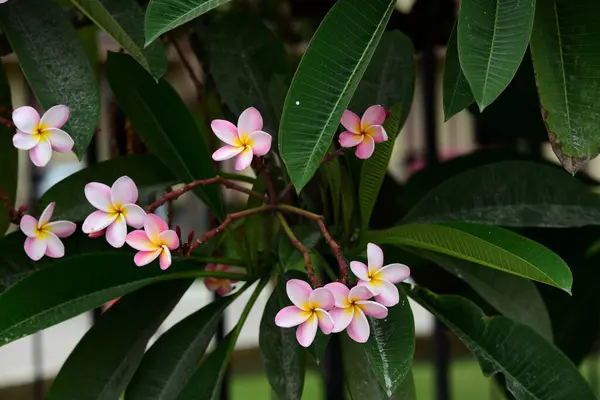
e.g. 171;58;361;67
261;167;278;204
0;189;25;225
170;37;204;100
0;115;13;128
277;213;320;287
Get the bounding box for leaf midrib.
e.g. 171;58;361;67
480;0;501;105
552;0;573;141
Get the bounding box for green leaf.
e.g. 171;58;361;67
409;287;596;400
364;285;414;396
39;154;176;222
106;52;222;219
306;331;330;366
530;0;600;174
46;281;190;400
145;0;233;45
403;161;600;228
443;22;474;121
278;227;321;273
279;0;396;192
126;295;234;400
0;0;99;158
71;0;167;80
0;62;17;237
204;12;291;134
260;277;306;400
458;0;535;109
367;222;572;292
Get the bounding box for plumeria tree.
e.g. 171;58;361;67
1;0;600;399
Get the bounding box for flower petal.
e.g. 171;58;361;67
348;285;375;302
367;243;384;275
286;279;312;310
106;215;127;248
158;230;180;250
338;131;364;148
13;131;39;150
361;105;386;131
247;131;272;156
212;145;244;161
356;300;388;319
204;278;220;292
237;107;263;135
45;128;74;152
85;182;114;212
12;106;40;134
111;176;138;206
211;120;240;146
29;140;52;167
275;306;311;328
144;213;168;243
330;307;354;333
216;282;234;296
41;105;70;129
374;263;411;284
125;230;157;251
134;249;161;267
45;233;65;258
373;280;400;307
350;261;369;281
355;134;375;159
38;202;55;227
235;147;253;171
347;307;370;343
122;203;146;228
82;211;117;233
45;221;76;238
159;247;172;270
357;279;383;296
315;309;335;334
365;125;388;143
20;215;38;237
340;110;361;134
24;236;47;261
324;282;351;308
309;288;335;310
296;314;318;348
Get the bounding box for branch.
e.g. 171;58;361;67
277;213;320;287
0;115;13;128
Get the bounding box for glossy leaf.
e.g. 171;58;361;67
443;22;474;121
403;161;600;227
126;295;234;400
279;0;396;192
0;62;17;237
0;0;99;158
458;0;535;109
530;0;600;174
409;287;596;400
106;52;222;218
71;0;167;80
145;0;233;45
39;154;176;222
368;222;572;292
46;281;190;400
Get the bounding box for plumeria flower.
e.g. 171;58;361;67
12;105;74;167
275;279;335;347
20;202;76;261
338;105;388;159
82;176;146;248
325;282;388;343
351;243;411;307
204;264;245;296
125;214;180;270
211;107;272;170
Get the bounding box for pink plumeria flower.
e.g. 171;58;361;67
12;105;74;167
20;202;76;261
325;282;388;343
338;105;388;159
275;279;335;348
125;214;180;270
204;264;245;296
211;107;272;170
81;176;146;248
351;243;411;307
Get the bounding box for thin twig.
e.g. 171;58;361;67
170;37;204;101
277;213;320;287
0;115;13;128
261;167;278;204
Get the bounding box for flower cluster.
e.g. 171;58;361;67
275;243;410;346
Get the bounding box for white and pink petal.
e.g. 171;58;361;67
275;306;311;328
24;236;47;261
338;131;363;148
329;307;354;333
211;120;240;146
296;314;318;348
13;131;39;150
134;249;162;267
82;210;117;233
348;285;375;302
247;131;272;156
158;230;180;250
286;279;312;310
374;263;411;284
46;220;76;238
20;215;38;237
237;107;263;136
46;128;74;152
12;106;40;134
159;247;172;270
125;230;157;251
349;260;370;281
361;105;386;130
84;182;114;212
365;125;388;143
356;300;388;319
122;203;146;229
367;243;384;274
235;147;254;171
41;105;70;129
45;233;65;258
106;215;127;248
373;280;400;307
212;145;244;161
347;307;370;343
315;309;335;334
355;134;375;159
309;287;335;311
111;176;139;206
340;110;361;134
144;214;168;243
29;140;52;167
324;282;351;308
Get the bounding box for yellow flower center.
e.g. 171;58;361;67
108;203;128;218
33;123;50;142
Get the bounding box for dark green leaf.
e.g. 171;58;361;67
306;330;329;366
367;222;572;292
126;295;234;400
458;0;535;109
0;0;99;158
279;0;396;192
443;22;474;121
0;61;17;237
106;52;222;218
46;281;190;400
409;287;596;400
72;0;167;79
